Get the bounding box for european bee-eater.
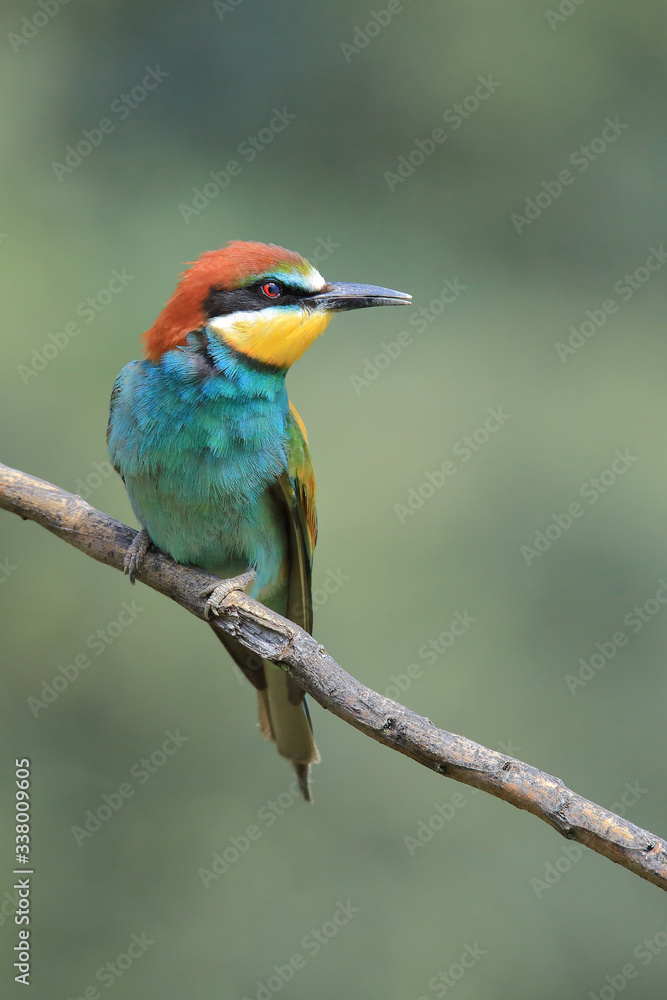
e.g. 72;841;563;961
107;241;411;799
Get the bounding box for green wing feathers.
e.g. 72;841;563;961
216;401;320;799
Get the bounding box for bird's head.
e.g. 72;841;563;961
143;241;412;368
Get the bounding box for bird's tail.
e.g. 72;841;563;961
257;661;319;801
214;631;319;800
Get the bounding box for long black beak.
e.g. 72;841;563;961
308;281;412;312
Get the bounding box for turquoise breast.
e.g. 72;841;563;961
108;329;291;593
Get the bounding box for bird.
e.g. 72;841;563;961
107;240;411;800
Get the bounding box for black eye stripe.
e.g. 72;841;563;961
203;280;313;319
248;279;311;298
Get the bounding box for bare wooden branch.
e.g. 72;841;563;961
1;459;666;891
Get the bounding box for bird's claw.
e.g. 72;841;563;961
124;528;152;584
201;569;257;620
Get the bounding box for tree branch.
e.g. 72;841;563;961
1;460;666;891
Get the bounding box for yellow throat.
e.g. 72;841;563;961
209;307;331;368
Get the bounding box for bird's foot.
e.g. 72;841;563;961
123;528;152;584
201;569;257;620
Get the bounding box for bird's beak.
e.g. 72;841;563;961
308;281;412;312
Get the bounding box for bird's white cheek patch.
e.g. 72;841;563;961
273;265;326;293
209;308;331;368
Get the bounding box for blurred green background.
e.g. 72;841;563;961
2;1;667;997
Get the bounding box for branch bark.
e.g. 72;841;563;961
1;460;665;891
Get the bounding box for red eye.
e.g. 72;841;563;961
262;281;281;299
